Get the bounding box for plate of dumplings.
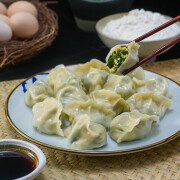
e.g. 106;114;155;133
6;59;180;156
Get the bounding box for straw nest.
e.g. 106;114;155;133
0;0;58;68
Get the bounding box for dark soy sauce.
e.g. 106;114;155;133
0;151;36;180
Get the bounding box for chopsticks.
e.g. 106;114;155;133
134;15;180;43
122;35;180;75
122;15;180;75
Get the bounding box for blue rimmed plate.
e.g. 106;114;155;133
5;65;180;156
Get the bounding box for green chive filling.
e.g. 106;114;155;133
107;46;129;73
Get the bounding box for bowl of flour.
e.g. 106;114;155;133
96;9;180;58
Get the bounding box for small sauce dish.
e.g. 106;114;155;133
0;139;46;180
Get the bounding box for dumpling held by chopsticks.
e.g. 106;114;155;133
106;41;140;74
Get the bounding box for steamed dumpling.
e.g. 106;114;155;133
48;65;83;94
72;59;110;80
32;98;64;136
63;98;122;128
110;110;158;143
62;100;91;122
47;65;70;93
90;89;129;115
133;76;172;98
25;80;53;107
127;67;145;80
68;114;107;149
106;41;140;74
83;68;109;93
104;74;135;99
63;100;110;128
90;103;117;128
127;92;172;119
90;89;129;127
56;85;88;108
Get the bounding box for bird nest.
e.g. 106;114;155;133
0;0;58;68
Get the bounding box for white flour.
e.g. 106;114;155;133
103;9;180;41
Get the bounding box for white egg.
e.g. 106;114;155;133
0;20;12;42
0;14;10;26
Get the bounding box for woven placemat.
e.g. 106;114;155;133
0;59;180;180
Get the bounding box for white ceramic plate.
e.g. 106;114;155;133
6;65;180;156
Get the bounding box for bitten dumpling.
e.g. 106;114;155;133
127;92;172;119
133;76;172;98
68;114;107;149
25;80;53;107
32;98;64;136
104;74;135;100
106;41;140;74
110;110;158;143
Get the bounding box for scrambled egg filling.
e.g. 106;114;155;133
107;46;129;73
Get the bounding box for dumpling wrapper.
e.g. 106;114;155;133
62;100;112;128
90;89;129;115
106;41;140;74
104;74;135;100
25;80;53;107
127;67;145;80
83;68;109;93
63;93;128;128
32;98;64;136
56;85;88;108
48;64;83;95
133;76;172;98
90;89;129;127
72;59;110;80
68;114;107;149
110;110;158;143
127;92;172;119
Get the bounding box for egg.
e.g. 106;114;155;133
10;12;39;39
0;20;12;42
7;1;38;17
0;2;7;15
0;14;10;26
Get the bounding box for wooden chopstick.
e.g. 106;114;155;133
121;15;180;75
122;35;180;75
134;15;180;42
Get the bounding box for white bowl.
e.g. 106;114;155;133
0;139;46;180
96;12;180;59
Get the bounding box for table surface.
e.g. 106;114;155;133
0;0;179;82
